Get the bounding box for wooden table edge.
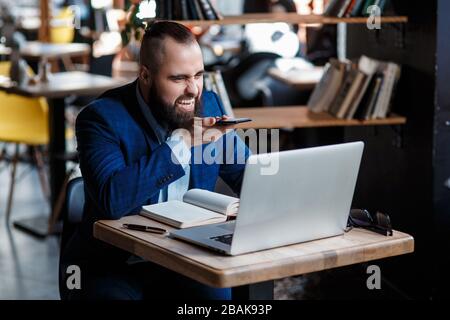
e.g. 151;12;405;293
94;221;229;287
94;221;414;288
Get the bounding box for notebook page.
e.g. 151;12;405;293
183;189;239;216
141;200;225;227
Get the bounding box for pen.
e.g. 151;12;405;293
122;224;167;234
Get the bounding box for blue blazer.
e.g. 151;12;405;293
61;80;250;268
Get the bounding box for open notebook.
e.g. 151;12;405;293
140;189;239;228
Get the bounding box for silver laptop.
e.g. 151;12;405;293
170;141;364;255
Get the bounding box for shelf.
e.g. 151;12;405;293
166;13;408;27
233;106;406;129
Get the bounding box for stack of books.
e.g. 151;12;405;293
155;0;222;21
204;71;234;117
307;55;401;120
324;0;390;17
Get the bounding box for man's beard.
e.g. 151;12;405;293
147;84;202;131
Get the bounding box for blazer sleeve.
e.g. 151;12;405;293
75;106;186;220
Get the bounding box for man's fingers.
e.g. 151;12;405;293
202;117;216;127
197;116;232;128
214;115;230;120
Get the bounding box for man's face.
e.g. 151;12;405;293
146;38;204;129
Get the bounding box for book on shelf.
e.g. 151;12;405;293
308;55;401;120
166;0;173;20
307;59;348;113
140;189;239;228
350;0;367;17
204;72;214;91
338;0;354;17
328;63;359;116
197;0;218;20
361;0;375;16
324;0;352;17
331;66;367;119
191;0;206;20
155;0;172;20
324;0;390;17
155;0;222;21
211;70;234;117
343;0;358;17
344;55;379;119
370;61;401;119
180;0;189;20
208;0;223;20
172;0;183;20
204;71;235;117
362;0;388;17
186;0;201;20
354;73;383;120
155;0;164;20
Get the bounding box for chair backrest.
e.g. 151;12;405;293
221;52;280;107
66;177;85;224
0;61;49;145
59;177;85;300
50;6;75;43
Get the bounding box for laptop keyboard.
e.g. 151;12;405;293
210;233;233;245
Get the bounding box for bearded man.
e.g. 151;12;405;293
59;21;250;300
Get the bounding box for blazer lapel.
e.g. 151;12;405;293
121;80;160;153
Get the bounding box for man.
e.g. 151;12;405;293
59;21;250;300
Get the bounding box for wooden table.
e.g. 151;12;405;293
268;67;324;90
19;41;90;60
0;72;128;237
3;71;126;98
0;44;12;56
94;215;414;299
1;42;91;70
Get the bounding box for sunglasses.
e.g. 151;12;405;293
346;209;393;236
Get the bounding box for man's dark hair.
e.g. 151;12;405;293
139;21;197;74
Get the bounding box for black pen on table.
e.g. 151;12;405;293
122;223;167;234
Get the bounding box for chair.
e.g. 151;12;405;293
1;61;78;230
61;177;85;241
50;7;75;44
0;61;50;224
221;52;281;108
58;176;84;300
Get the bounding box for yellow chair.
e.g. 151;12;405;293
0;64;49;145
0;61;50;223
50;7;75;44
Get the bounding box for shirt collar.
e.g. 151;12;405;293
135;82;168;144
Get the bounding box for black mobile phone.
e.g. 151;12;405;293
215;117;252;125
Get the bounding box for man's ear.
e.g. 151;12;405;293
139;65;152;87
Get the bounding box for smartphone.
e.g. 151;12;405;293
215;117;252;125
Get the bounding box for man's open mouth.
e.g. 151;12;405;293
176;98;195;112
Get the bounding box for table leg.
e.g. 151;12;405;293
232;281;274;300
13;98;66;238
48;98;67;212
